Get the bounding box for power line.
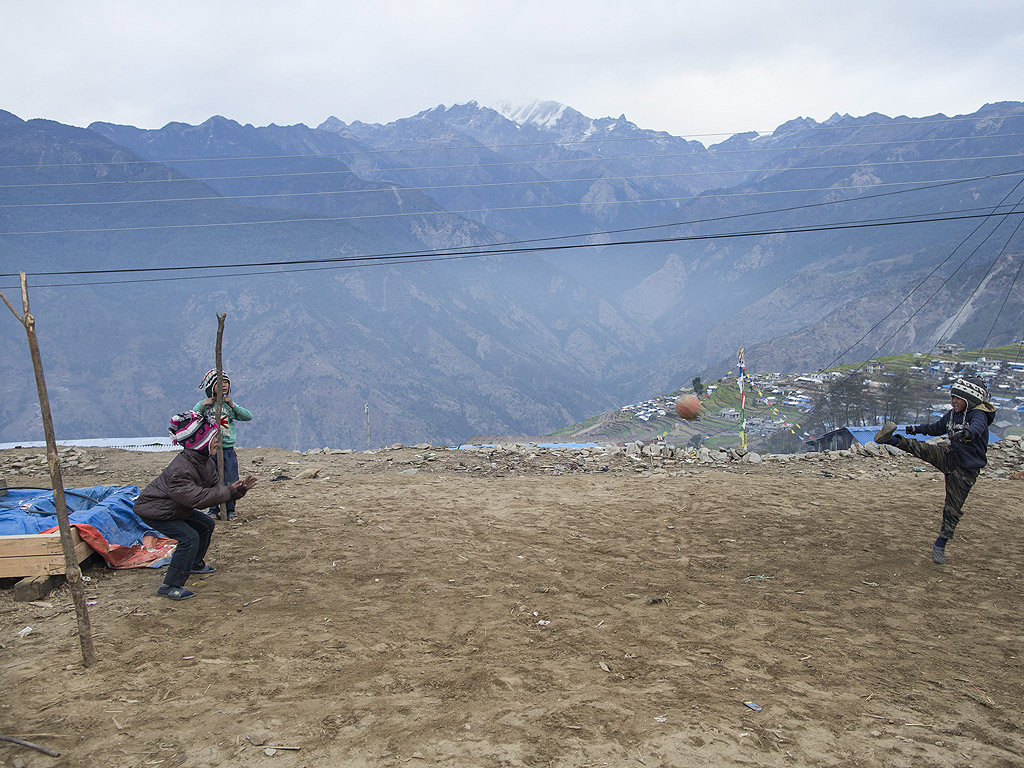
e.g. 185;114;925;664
2;251;478;289
5;208;1023;289
5;166;1023;279
6;202;1018;277
977;222;1024;355
820;178;1024;372
6;169;1023;238
783;190;1024;440
806;178;1024;430
881;207;1022;357
7;154;1024;209
4;127;1024;172
6;148;1024;192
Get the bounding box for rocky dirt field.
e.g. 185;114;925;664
1;440;1023;767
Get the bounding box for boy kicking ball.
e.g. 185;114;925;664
874;378;995;564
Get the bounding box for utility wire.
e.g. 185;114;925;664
7;156;1024;209
5;167;1024;279
687;180;1024;436
6;150;1024;192
804;180;1024;429
5;208;1024;289
4;127;1024;171
883;205;1021;358
820;177;1024;372
5;203;1019;277
6;170;1024;238
966;210;1024;358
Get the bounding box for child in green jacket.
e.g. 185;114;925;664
194;369;253;521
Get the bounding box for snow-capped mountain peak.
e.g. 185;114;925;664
494;100;572;129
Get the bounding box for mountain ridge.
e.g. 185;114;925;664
3;100;1023;450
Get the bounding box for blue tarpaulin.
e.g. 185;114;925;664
0;485;176;568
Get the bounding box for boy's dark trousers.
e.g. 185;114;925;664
894;436;979;540
208;447;239;518
149;511;215;587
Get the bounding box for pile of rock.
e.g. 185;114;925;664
298;436;1024;479
985;433;1024;478
0;446;100;478
3;433;1019;483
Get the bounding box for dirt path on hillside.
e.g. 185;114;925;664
1;447;1022;767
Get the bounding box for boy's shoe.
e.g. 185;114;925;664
191;562;216;574
874;422;898;445
202;510;219;520
156;585;196;600
227;513;238;521
932;540;947;565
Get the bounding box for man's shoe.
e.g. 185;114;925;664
932;538;947;564
874;421;898;445
191;562;216;574
156;585;196;600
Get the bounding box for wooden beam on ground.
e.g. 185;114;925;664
13;574;64;602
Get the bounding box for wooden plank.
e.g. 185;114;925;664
0;532;67;558
0;528;93;578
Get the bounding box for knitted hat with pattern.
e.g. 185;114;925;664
950;378;986;408
200;369;230;398
168;410;218;451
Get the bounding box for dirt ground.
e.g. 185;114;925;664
1;445;1022;768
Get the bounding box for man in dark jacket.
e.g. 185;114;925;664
135;411;258;599
874;377;996;564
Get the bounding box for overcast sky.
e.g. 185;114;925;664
3;1;1022;138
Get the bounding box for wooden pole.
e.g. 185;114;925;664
0;734;61;757
1;274;96;667
214;313;226;510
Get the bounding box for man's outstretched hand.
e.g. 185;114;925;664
231;475;259;492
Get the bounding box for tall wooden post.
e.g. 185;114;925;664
1;274;96;667
214;313;227;506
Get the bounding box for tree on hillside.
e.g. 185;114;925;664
692;377;704;396
810;373;873;432
876;376;936;424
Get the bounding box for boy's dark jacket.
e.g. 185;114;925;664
914;402;996;471
134;448;246;521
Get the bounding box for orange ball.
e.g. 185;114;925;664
675;394;701;420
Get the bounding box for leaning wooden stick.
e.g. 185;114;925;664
0;274;96;668
214;312;227;501
0;734;61;757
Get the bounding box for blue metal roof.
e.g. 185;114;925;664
847;425;999;444
0;436;177;452
847;426;921;444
